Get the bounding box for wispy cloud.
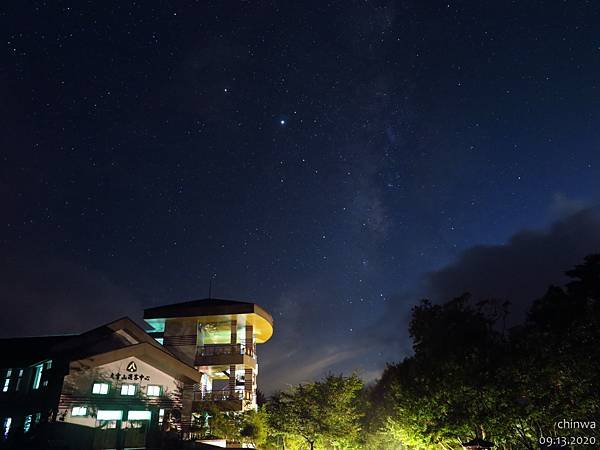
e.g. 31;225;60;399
270;348;366;390
549;192;588;218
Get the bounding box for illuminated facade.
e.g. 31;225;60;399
0;318;200;449
0;299;273;448
144;298;274;414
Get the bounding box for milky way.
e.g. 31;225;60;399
2;1;600;392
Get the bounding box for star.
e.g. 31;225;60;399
280;119;286;125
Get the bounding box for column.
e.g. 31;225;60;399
244;325;255;406
228;365;236;398
244;368;254;404
229;320;237;398
181;382;194;436
230;319;237;345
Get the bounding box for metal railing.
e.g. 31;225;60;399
195;340;256;358
193;389;253;402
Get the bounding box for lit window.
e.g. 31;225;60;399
120;384;136;396
155;337;164;345
99;420;118;428
96;410;123;421
15;370;23;391
2;369;12;393
2;418;11;437
32;364;43;390
23;415;32;433
45;360;52;370
158;408;165;425
146;385;161;396
127;410;151;420
72;407;87;416
92;383;110;394
34;413;41;424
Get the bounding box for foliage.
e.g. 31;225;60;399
240;408;269;447
193;403;241;442
202;255;600;450
267;374;364;449
363;254;600;449
192;405;270;447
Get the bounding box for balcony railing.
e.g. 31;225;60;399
193;389;253;402
196;341;256;358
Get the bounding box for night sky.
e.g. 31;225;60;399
2;1;600;392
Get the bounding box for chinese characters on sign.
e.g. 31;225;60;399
110;372;150;381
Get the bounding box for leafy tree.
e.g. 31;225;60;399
268;385;321;449
507;254;600;445
268;374;364;449
256;389;268;407
368;295;516;448
194;403;241;442
240;409;269;447
367;255;600;449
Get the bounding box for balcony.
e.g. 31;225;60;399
192;389;254;412
197;341;255;357
194;341;256;367
193;389;253;402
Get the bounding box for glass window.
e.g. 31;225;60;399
15;370;23;391
45;360;52;370
198;320;234;344
146;385;161;396
99;420;118;428
72;407;87;416
2;369;12;393
2;418;11;438
23;415;32;433
120;384;136;396
34;413;41;424
127;410;151;420
155;337;164;345
96;410;123;421
158;408;165;425
32;364;43;390
92;383;110;394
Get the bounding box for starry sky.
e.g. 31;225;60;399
2;1;600;392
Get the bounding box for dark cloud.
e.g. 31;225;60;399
365;205;600;368
260;206;600;392
425;205;600;321
3;206;598;393
0;252;141;337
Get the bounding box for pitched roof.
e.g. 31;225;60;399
73;342;201;384
0;317;200;383
31;317;164;363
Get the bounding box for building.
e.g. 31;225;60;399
144;298;274;414
0;298;273;449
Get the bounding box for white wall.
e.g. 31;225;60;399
59;356;183;428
